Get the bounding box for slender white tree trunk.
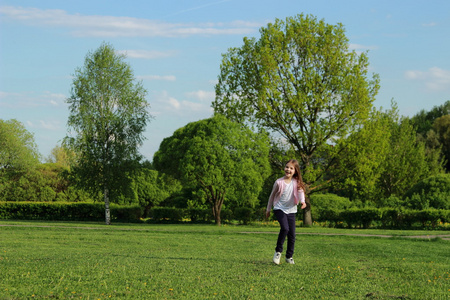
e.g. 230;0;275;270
104;187;111;225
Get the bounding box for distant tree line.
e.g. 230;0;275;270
1;15;449;226
1;100;449;225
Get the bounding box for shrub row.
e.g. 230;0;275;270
0;202;260;224
1;202;449;229
315;207;450;229
0;202;142;222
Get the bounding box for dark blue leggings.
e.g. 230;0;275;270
273;210;296;258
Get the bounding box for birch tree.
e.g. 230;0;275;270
65;43;151;225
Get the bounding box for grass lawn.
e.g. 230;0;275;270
0;220;449;299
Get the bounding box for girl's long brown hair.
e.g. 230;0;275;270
286;159;305;191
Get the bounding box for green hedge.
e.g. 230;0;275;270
1;202;449;228
0;202;142;222
148;207;233;223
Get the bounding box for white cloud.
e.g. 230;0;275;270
0;91;66;109
185;90;215;102
0;6;259;38
152;90;213;117
26;120;62;131
137;75;176;81
405;67;450;92
167;97;181;110
116;50;176;59
422;22;437;27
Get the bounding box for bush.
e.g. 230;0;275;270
380;207;400;228
415;209;442;228
186;208;211;222
0;202;142;222
310;193;352;222
220;209;233;223
234;207;253;224
404;174;450;209
340;207;381;229
377;195;404;208
150;207;184;222
110;204;142;222
40;186;57;202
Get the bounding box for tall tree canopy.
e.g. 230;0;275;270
0;119;40;178
410;100;450;135
65;43;151;224
433;115;450;171
410;100;450;172
331;104;443;203
153;115;270;225
213;14;380;190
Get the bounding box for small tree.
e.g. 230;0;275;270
153;115;270;225
65;43;151;225
134;163;182;216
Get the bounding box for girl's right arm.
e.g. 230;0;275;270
266;180;279;216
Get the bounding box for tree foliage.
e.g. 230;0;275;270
46;145;76;169
0;119;40;179
131;162;182;214
153;115;270;225
410;100;450;172
410;100;450;135
404;174;450;210
433;115;450;171
330;107;393;201
65;43;151;224
377;116;432;198
331;103;443;202
213;14;380;191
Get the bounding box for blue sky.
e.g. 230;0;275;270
1;0;449;161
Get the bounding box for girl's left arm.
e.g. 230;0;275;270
299;189;307;209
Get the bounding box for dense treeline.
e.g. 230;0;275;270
1;102;449;227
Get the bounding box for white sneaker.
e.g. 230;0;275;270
285;257;295;264
273;252;281;265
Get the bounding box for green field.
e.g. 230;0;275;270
1;221;449;299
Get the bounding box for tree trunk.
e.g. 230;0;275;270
104;186;111;225
212;202;221;226
302;196;312;226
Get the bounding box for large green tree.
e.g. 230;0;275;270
329;107;393;202
0;119;40;201
410;100;449;172
153;115;270;225
65;43;151;225
433;115;450;171
213;14;379;224
0;119;40;179
410;100;449;135
331;104;443;202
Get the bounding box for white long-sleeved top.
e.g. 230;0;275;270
266;177;305;213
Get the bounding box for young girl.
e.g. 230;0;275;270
266;159;307;265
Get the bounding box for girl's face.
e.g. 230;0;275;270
284;162;296;179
